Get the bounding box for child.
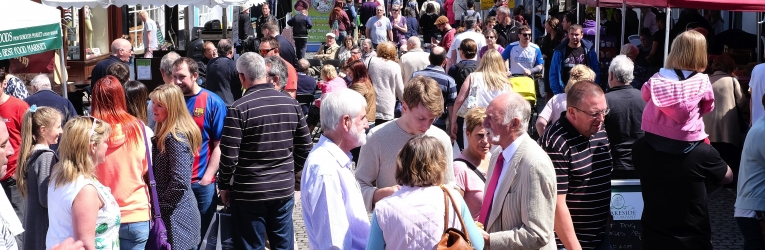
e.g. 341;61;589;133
15;105;62;250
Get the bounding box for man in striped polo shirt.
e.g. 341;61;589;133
410;46;457;133
219;52;313;250
539;81;612;250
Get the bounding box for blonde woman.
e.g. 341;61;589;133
16;106;62;250
47;116;120;250
450;49;512;147
149;84;203;249
535;65;597;135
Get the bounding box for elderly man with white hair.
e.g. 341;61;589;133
604;55;645;179
264;56;289;93
301;88;370;249
400;36;430;83
24;74;78;127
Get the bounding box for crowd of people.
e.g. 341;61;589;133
1;2;765;250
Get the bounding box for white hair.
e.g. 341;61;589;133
320;88;367;133
501;92;531;135
264;56;287;89
31;74;51;90
609;55;635;84
236;52;267;81
160;51;180;75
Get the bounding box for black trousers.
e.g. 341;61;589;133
294;37;308;60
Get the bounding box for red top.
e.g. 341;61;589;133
0;96;29;180
441;28;457;52
283;58;298;91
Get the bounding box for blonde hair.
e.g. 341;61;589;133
464;107;486;135
53;116;111;188
476;49;511;91
564;65;596;93
321;64;338;81
17;107;62;197
149;85;202;154
665;30;708;72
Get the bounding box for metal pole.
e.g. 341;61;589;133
663;7;670;68
59;47;67;99
577;2;580;23
544;0;549;36
620;1;625;46
758;12;762;63
532;0;536;41
595;7;600;56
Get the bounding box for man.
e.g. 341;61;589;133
501;25;544;76
435;16;456;51
287;3;313;60
206;39;243;105
640;7;658;35
365;5;393;48
539;81;612;250
355;76;455;211
411;46;456;133
261;22;298;67
751;51;765;122
400;37;430;84
260;37;298;98
238;5;254;41
359;0;379;32
494;6;521;47
219;52;312;250
481;92;557;249
106;62;130;84
90;39;131;90
0;74;28;248
309;33;341;76
561;12;576;37
460;0;481;27
264;56;289;92
256;3;277;39
549;24;600;95
447;39;478;149
202;41;217;65
360;39;376;67
448;18;485;67
296;59;317;115
139;10;158;58
342;0;357;38
301;88;370;249
0;120;22;250
24;74;78;127
148;51;182;128
486;0;505;18
604;55;645;179
170;57;227;240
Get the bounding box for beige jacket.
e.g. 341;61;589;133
485;134;558;250
702;71;749;145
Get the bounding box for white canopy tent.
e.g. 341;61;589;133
3;0;66;96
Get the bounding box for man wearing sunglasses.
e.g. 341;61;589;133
259;37;299;98
501;25;543;77
539;81;612;250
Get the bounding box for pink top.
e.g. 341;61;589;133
641;69;715;141
315;77;348;107
453;152;487;221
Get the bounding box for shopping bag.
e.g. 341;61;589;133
201;209;235;250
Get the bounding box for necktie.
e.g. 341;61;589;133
479;153;505;225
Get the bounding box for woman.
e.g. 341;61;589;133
124;81;149;124
702;54;748;177
336;36;356;62
420;4;439;46
91;75;151;249
347;59;377;163
47;116;120;250
453;107;491;220
449;50;512;148
318;64;348;108
3;73;29;99
404;7;419;40
389;6;408;47
478;29;504;59
329;1;352;44
368;42;404;125
541;17;563;101
367;135;485;250
16;106;62;250
149;84;202;249
535;65;596;135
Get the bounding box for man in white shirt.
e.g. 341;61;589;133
750;51;765;122
301;88;370;249
0;119;22;250
447;18;486;68
501;25;544;76
139;10;158;58
400;37;430;83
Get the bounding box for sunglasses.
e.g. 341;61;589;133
521;33;532;37
84;116;105;138
259;48;276;55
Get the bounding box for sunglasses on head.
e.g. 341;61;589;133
84;116;105;138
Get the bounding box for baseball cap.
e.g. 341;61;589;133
434;16;449;25
326;33;337;38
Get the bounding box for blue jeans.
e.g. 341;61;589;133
336;31;348;45
737;217;765;249
192;182;217;242
119;221;150;250
230;197;294;250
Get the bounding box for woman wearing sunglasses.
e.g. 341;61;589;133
90;75;152;249
149;84;203;249
47;116;120;250
478;29;504;59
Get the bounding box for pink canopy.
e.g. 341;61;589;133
578;0;765;11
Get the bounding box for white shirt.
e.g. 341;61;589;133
751;63;765;123
301;136;370;250
448;30;487;63
142;19;158;50
492;135;524;207
0;185;22;250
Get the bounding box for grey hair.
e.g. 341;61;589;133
407;36;421;49
363;39;373;47
217;39;233;56
620;44;639;57
320;88;367;133
264;56;288;89
160;51;181;75
31;74;51;90
497;6;511;16
609;55;635;84
464;18;477;30
501;92;531;135
236;52;267;81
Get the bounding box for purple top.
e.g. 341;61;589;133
389;15;407;46
478;45;505;59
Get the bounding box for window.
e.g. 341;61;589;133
127;5;166;53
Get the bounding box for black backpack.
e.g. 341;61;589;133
450;60;478;92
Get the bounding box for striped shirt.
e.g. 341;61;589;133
219;83;313;202
411;65;457;128
539;112;612;250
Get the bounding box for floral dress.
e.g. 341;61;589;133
92;179;121;249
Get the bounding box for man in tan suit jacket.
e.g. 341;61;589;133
479;92;558;249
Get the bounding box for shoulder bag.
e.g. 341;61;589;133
453;158;486;182
456;74;479;117
141;123;172;250
437;185;473;250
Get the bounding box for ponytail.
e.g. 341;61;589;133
16;106;62;198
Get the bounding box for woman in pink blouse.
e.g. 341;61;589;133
453;107;491;220
315;64;348;108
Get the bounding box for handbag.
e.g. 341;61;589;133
141;123;172;250
437;185;473;250
201;208;235;250
456;74;479;117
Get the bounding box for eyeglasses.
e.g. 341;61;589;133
520;33;532;37
570;106;610;119
351;51;361;54
259;48;276;55
84;116;105;138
